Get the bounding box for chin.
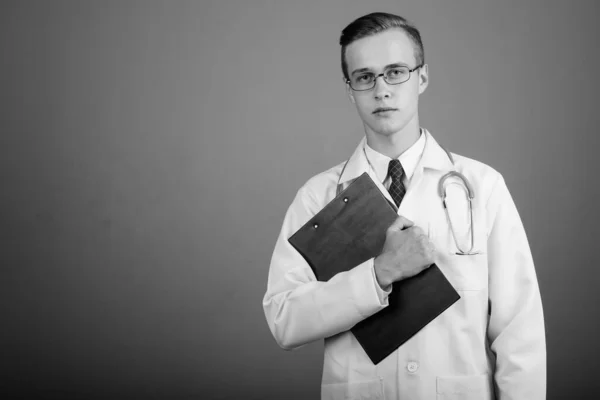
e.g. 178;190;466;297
370;120;405;137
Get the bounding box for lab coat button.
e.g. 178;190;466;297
407;361;419;373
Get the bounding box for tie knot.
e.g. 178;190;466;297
388;159;404;182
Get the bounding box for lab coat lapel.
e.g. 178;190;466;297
397;130;455;223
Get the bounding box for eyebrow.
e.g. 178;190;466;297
350;62;409;76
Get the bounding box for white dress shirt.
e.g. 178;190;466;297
363;128;427;190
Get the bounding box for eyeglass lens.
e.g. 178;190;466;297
350;66;411;91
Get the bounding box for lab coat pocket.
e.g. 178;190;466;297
440;253;487;291
427;196;488;257
429;228;487;292
321;378;385;400
436;374;492;400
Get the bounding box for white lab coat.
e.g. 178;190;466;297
263;130;546;400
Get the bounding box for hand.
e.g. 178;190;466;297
374;215;436;288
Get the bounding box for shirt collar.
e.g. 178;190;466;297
363;129;427;183
338;128;454;185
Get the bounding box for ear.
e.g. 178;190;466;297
345;78;356;104
418;64;429;94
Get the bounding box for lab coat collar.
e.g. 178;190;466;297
418;129;455;172
338;129;455;185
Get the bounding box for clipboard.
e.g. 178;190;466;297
288;172;460;364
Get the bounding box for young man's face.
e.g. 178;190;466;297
344;29;428;138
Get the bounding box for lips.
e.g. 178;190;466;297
372;107;398;114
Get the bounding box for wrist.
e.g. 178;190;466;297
374;257;393;290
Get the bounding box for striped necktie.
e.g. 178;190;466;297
387;159;406;207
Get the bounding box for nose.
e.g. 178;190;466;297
373;75;391;100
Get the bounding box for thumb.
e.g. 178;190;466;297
387;215;414;233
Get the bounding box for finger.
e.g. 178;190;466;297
416;232;429;245
388;215;414;232
424;241;436;263
411;225;425;236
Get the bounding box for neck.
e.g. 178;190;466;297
364;118;421;159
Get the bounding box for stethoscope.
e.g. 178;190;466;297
336;143;479;256
438;170;479;255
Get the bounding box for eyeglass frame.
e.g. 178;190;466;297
344;64;423;91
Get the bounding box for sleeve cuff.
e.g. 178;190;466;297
368;259;392;305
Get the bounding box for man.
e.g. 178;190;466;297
263;12;545;400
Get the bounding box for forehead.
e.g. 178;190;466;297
345;28;417;72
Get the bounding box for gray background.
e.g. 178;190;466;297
2;0;599;399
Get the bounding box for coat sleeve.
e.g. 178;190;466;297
262;184;390;350
486;174;546;400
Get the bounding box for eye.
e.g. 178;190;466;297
387;68;407;77
355;74;373;83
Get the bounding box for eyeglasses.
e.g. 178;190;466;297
345;65;422;91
